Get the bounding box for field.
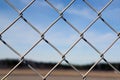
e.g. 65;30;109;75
0;69;120;80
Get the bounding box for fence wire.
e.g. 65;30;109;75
0;0;120;80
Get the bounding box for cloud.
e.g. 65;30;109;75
67;8;95;20
46;31;78;46
88;32;115;42
20;0;33;5
0;13;40;53
0;13;15;32
47;0;67;11
104;8;120;21
85;31;117;51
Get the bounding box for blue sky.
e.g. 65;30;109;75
0;0;120;65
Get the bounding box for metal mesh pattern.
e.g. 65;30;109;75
0;0;120;80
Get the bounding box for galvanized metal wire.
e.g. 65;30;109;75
0;0;120;80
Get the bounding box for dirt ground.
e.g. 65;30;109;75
0;69;120;80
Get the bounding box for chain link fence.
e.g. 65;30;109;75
0;0;120;80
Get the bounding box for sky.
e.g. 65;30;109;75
0;0;120;65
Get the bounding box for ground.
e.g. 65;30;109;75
0;69;120;80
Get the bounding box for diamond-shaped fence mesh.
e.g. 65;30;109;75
0;0;120;80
